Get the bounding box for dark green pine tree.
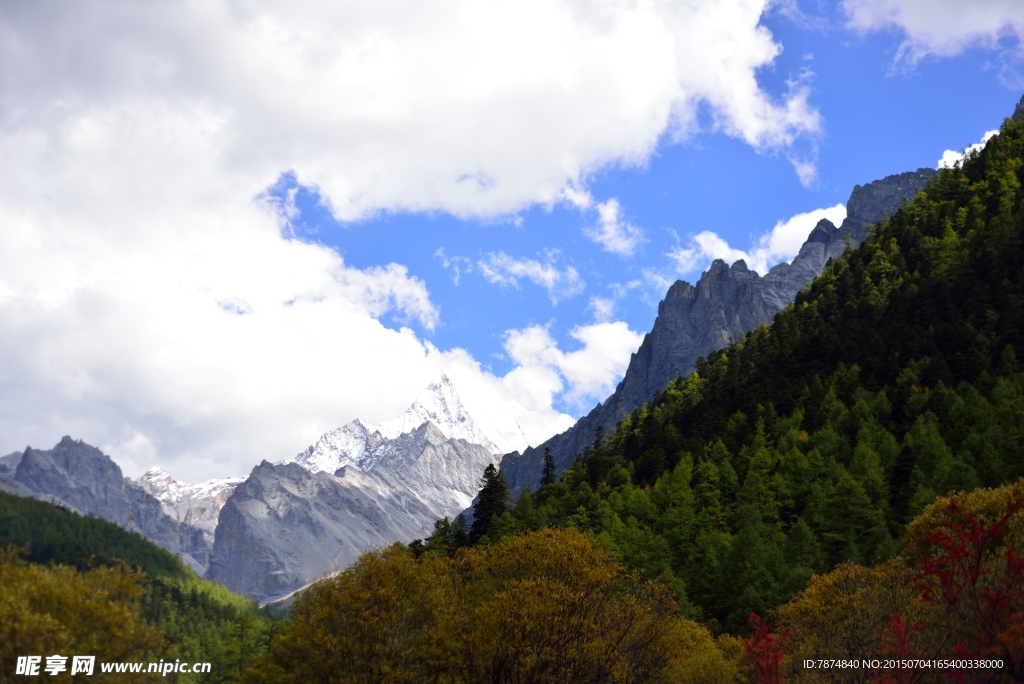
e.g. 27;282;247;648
540;447;556;487
470;463;510;543
421;513;470;556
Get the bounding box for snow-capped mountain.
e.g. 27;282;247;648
137;467;243;539
289;373;507;475
377;373;500;450
207;373;525;602
287;419;382;474
210;422;498;603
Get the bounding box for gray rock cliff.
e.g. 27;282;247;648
499;167;937;496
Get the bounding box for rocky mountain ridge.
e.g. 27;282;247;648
499;167;938;496
0;437;211;572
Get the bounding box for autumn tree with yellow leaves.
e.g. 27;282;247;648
243;528;746;684
0;548;166;683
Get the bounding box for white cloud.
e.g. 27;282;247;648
503;323;645;405
561;186;595;211
843;0;1024;64
585;198;645;256
589;296;616;323
0;0;821;479
668;203;847;275
790;157;819;188
478;252;585;303
938;130;1000;169
337;263;439;329
2;0;821;223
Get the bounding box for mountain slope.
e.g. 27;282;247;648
500;167;937;496
209;376;507;602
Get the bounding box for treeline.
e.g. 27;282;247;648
0;492;273;683
441;112;1024;636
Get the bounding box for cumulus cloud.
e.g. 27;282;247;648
668;203;847;276
478;252;585;303
561;190;644;257
1;0;821;222
938;130;1000;169
503;323;645;406
0;0;821;479
585;199;645;256
843;0;1024;64
337;263;439;329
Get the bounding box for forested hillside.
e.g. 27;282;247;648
0;492;273;682
439;111;1024;635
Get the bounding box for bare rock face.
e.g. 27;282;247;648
0;436;211;567
207;422;496;603
500;168;937;496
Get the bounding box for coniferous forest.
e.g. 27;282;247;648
6;113;1024;682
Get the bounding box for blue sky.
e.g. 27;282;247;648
2;1;1024;479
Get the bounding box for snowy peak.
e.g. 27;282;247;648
292;419;383;474
137;467;243;536
139;466;173;490
376;373;500;453
139;467;242;503
291;373;505;476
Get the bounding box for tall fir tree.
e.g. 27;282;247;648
540;447;556;487
470;463;510;543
